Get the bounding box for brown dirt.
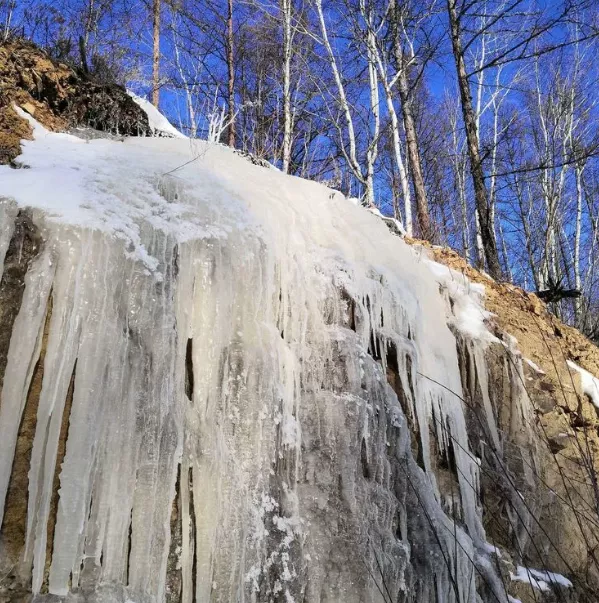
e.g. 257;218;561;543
0;105;32;164
408;239;599;387
0;38;151;165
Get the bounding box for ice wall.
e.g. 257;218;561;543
0;123;511;602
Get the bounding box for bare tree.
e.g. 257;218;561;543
392;0;432;239
226;0;236;146
152;0;161;107
447;0;502;278
314;0;379;205
281;0;293;172
1;0;16;41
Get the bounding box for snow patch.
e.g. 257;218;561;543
128;91;186;138
567;361;599;409
481;541;502;558
1;112;245;273
426;260;498;344
367;206;406;235
510;565;572;591
524;357;545;375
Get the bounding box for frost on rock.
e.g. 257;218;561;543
510;565;573;592
0;115;521;603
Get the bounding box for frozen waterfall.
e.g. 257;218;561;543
0;113;514;602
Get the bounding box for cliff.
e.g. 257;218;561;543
1;40;599;603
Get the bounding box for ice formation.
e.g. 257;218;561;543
128;92;187;139
0;110;541;603
568;360;599;409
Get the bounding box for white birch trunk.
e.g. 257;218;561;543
281;0;293;173
315;0;364;186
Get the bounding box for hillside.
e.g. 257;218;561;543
1;40;599;603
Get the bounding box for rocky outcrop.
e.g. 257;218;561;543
424;242;599;603
0;203;597;603
0;39;151;164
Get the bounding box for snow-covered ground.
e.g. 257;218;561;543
128;91;187;138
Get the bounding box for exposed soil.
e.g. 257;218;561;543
0;38;151;164
409;239;599;385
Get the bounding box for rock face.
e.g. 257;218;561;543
1;41;599;603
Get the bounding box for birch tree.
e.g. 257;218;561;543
152;0;161;106
447;0;502;278
1;0;16;41
391;0;433;239
370;9;412;228
314;0;379;205
281;0;293;172
226;0;236;146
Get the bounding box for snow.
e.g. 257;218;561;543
0;108;511;602
425;259;498;344
524;357;545;375
2;108;240;273
128;91;186;138
510;565;572;591
481;541;503;557
367;205;406;235
567;360;599;409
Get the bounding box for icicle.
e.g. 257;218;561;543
25;229;88;594
0;199;18;282
0;245;54;527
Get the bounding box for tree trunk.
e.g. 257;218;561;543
384;86;411;231
227;0;236;147
364;27;379;207
392;7;430;239
447;0;502;279
2;0;16;42
574;163;583;325
78;36;89;74
315;0;363;186
281;0;292;172
372;43;411;231
397;63;430;240
152;0;161;107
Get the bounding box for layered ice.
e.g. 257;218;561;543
0;111;543;602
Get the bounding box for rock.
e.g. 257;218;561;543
527;292;545;316
547;432;570;453
20;101;36;116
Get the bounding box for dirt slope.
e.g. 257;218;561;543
0;38;151;164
